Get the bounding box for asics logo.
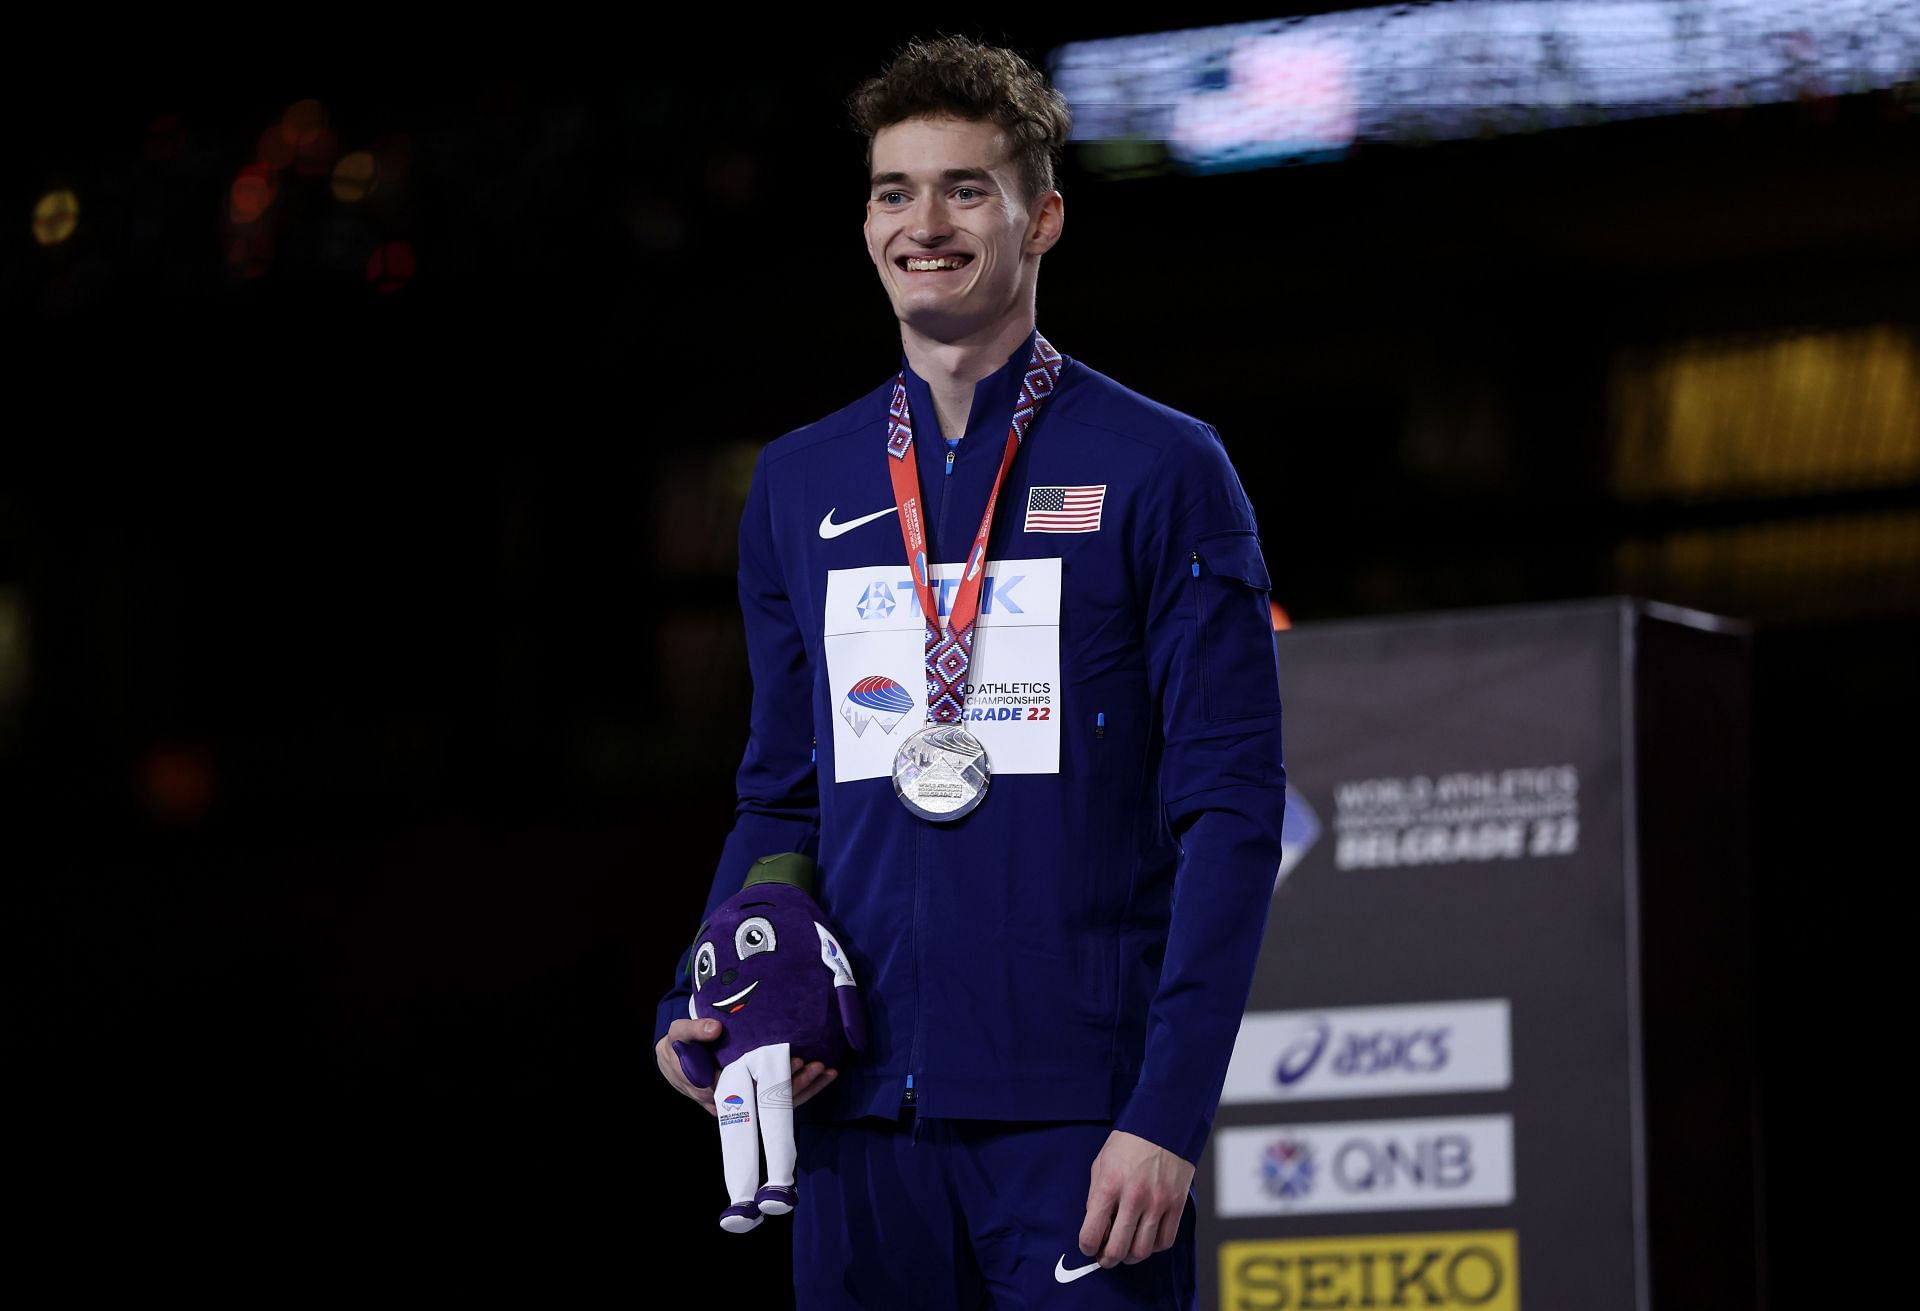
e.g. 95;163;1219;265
1054;1256;1101;1284
819;506;899;539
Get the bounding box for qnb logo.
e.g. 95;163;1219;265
1261;1139;1315;1200
1219;1117;1510;1218
1332;1134;1475;1195
1259;1133;1476;1204
854;574;1026;620
1273;1021;1452;1089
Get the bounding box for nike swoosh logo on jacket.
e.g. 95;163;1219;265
818;505;899;539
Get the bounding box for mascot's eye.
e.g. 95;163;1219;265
694;942;717;987
735;916;777;959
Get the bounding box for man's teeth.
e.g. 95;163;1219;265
906;257;966;271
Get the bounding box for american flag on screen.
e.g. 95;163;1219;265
1024;484;1106;534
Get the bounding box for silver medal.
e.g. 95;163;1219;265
891;724;992;822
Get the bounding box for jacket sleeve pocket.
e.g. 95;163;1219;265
1192;529;1282;723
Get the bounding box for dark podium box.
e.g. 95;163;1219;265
1201;598;1757;1311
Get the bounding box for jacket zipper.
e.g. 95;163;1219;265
906;807;926;1109
935;441;958;603
902;426;955;1115
911;426;976;1109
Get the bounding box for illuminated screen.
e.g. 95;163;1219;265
1051;0;1920;174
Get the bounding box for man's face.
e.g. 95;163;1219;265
863;115;1061;342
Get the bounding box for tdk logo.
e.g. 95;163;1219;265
855;575;1026;620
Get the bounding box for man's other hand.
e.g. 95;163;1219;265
1078;1129;1196;1268
789;1056;839;1105
653;1018;841;1114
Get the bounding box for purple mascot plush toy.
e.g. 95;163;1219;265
674;852;866;1233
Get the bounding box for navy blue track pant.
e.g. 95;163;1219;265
792;1113;1197;1310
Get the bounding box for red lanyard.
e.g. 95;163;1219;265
883;334;1063;640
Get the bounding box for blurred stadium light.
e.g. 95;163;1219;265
332;151;377;203
1611;326;1920;499
33;189;79;246
1052;0;1920;174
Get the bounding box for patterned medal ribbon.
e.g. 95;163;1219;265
885;332;1063;726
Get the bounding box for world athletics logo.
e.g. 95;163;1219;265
841;675;914;738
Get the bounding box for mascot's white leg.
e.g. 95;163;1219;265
714;1056;765;1233
744;1041;796;1212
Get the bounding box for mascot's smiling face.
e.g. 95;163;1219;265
688;883;822;1023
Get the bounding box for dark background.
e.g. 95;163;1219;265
7;13;1913;1301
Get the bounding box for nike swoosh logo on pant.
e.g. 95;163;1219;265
1054;1256;1101;1284
818;506;899;539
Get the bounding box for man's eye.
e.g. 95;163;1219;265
880;191;907;205
955;187;980;201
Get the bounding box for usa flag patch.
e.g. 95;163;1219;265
1024;485;1106;534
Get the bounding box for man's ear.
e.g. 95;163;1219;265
1025;190;1065;256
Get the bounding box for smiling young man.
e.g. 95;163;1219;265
653;35;1287;1310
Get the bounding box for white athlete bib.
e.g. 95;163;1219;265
824;557;1062;783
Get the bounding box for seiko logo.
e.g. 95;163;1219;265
1220;1231;1517;1311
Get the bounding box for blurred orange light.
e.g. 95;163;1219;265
142;743;216;826
332;151;377;202
32;189;79;245
367;240;415;293
1270;600;1291;632
229;164;276;223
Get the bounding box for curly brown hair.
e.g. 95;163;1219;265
849;35;1072;206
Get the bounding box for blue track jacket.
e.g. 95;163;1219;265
655;331;1286;1165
